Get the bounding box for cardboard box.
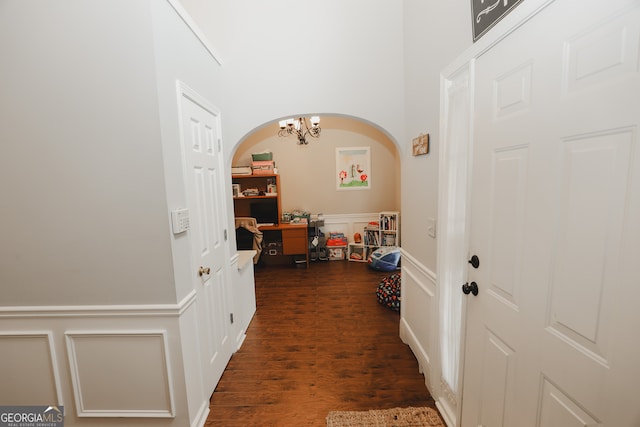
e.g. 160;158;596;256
328;246;347;260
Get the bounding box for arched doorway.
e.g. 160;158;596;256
230;115;401;223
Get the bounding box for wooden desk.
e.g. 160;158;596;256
259;223;309;268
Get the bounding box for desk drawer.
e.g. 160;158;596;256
281;228;307;254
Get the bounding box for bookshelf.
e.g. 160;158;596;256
348;211;400;262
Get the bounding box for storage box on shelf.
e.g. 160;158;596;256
326;232;348;261
328;246;347;260
251;151;273;161
251;160;275;175
231;165;252;175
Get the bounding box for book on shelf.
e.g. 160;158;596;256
382;233;396;246
381;215;397;231
364;229;380;246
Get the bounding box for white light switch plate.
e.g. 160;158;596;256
427;217;436;238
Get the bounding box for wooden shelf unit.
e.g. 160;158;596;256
232;174;308;267
232;174;282;224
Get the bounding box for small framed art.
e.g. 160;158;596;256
336;147;371;191
412;134;429;156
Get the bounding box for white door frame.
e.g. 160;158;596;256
435;60;474;427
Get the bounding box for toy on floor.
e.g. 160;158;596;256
376;272;401;311
368;246;400;271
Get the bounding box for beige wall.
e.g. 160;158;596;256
0;1;179;306
401;0;472;272
232;116;400;216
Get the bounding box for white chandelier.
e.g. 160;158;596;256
278;116;321;145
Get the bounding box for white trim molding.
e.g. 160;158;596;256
0;291;197;319
166;0;223;65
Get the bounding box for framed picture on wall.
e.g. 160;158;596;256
412;133;429;156
336;147;371;191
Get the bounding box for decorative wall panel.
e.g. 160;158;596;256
0;332;62;405
65;331;175;417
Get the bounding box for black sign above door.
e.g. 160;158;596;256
471;0;524;42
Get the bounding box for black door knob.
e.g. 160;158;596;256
468;255;480;269
462;281;479;296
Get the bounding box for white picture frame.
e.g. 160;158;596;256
336;147;371;191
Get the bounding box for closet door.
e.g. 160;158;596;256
179;84;233;396
461;1;640;425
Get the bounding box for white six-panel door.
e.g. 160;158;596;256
461;0;640;425
179;85;233;397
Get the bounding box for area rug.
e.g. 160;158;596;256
326;406;444;427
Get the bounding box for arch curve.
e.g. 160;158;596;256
230;113;401;160
229;113;401;217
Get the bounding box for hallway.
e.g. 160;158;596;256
206;260;440;426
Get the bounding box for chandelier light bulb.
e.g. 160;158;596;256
277;116;322;145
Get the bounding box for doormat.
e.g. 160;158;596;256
326;406;444;427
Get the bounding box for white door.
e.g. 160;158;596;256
179;86;232;394
462;1;640;426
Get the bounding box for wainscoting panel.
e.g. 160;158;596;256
65;330;175;418
319;213;379;241
399;250;437;392
0;303;200;426
178;295;210;427
0;332;62;406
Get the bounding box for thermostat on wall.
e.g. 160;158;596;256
171;208;190;234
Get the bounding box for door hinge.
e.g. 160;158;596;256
224;229;228;241
217;138;222;153
230;313;234;324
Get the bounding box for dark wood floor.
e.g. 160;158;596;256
205;260;440;426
